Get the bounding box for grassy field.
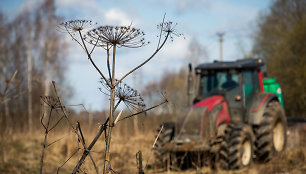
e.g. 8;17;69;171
0;123;306;174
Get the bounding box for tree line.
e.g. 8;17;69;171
252;0;306;116
0;0;68;135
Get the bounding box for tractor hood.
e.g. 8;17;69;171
174;107;207;143
174;95;225;145
193;95;224;111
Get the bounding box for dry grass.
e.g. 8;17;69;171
0;125;305;174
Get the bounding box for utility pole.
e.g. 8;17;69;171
217;32;225;61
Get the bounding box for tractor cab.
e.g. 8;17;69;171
194;58;265;123
174;58;266;146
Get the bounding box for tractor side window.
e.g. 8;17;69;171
243;70;260;109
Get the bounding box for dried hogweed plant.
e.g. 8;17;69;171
39;81;99;174
53;14;182;173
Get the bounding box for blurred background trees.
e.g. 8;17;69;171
142;38;208;116
0;0;68;134
1;0;305;137
252;0;306;116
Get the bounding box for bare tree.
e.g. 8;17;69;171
0;0;68;134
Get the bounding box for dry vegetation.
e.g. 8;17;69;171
1;0;305;174
1;121;305;174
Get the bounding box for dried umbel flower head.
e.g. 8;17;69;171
58;20;96;34
99;79;146;112
41;96;61;109
157;21;183;41
86;25;149;48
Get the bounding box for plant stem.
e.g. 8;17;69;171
40;108;53;174
103;45;116;174
78;31;112;88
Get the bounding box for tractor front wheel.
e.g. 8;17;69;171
219;124;254;170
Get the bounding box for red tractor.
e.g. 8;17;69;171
154;58;287;170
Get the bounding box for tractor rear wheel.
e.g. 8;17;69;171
154;122;175;168
219;124;254;170
255;101;287;162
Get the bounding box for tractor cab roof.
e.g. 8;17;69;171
195;58;265;72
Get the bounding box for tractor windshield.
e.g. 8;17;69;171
197;71;239;100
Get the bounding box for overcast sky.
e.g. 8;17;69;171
0;0;272;111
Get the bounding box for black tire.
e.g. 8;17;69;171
255;101;287;162
209;123;227;170
219;124;255;170
154;122;175;168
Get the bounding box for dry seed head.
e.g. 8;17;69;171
86;25;149;48
58;20;96;34
41;96;61;109
157;21;184;41
99;79;146;112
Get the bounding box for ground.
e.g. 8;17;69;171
0;124;305;174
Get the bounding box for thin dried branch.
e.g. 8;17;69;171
113;110;123;125
114;32;170;87
145;124;164;169
40;113;47;130
57;149;79;174
114;18;182;87
40;108;53;174
48;115;65;132
157;13;166;49
88;33;102;55
52;81;75;129
113;99;122;111
49;81;97;173
46;134;68;148
73;122;99;174
106;45;112;82
62;104;89;114
118;99;168;123
72;118;109;173
78;31;113;88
